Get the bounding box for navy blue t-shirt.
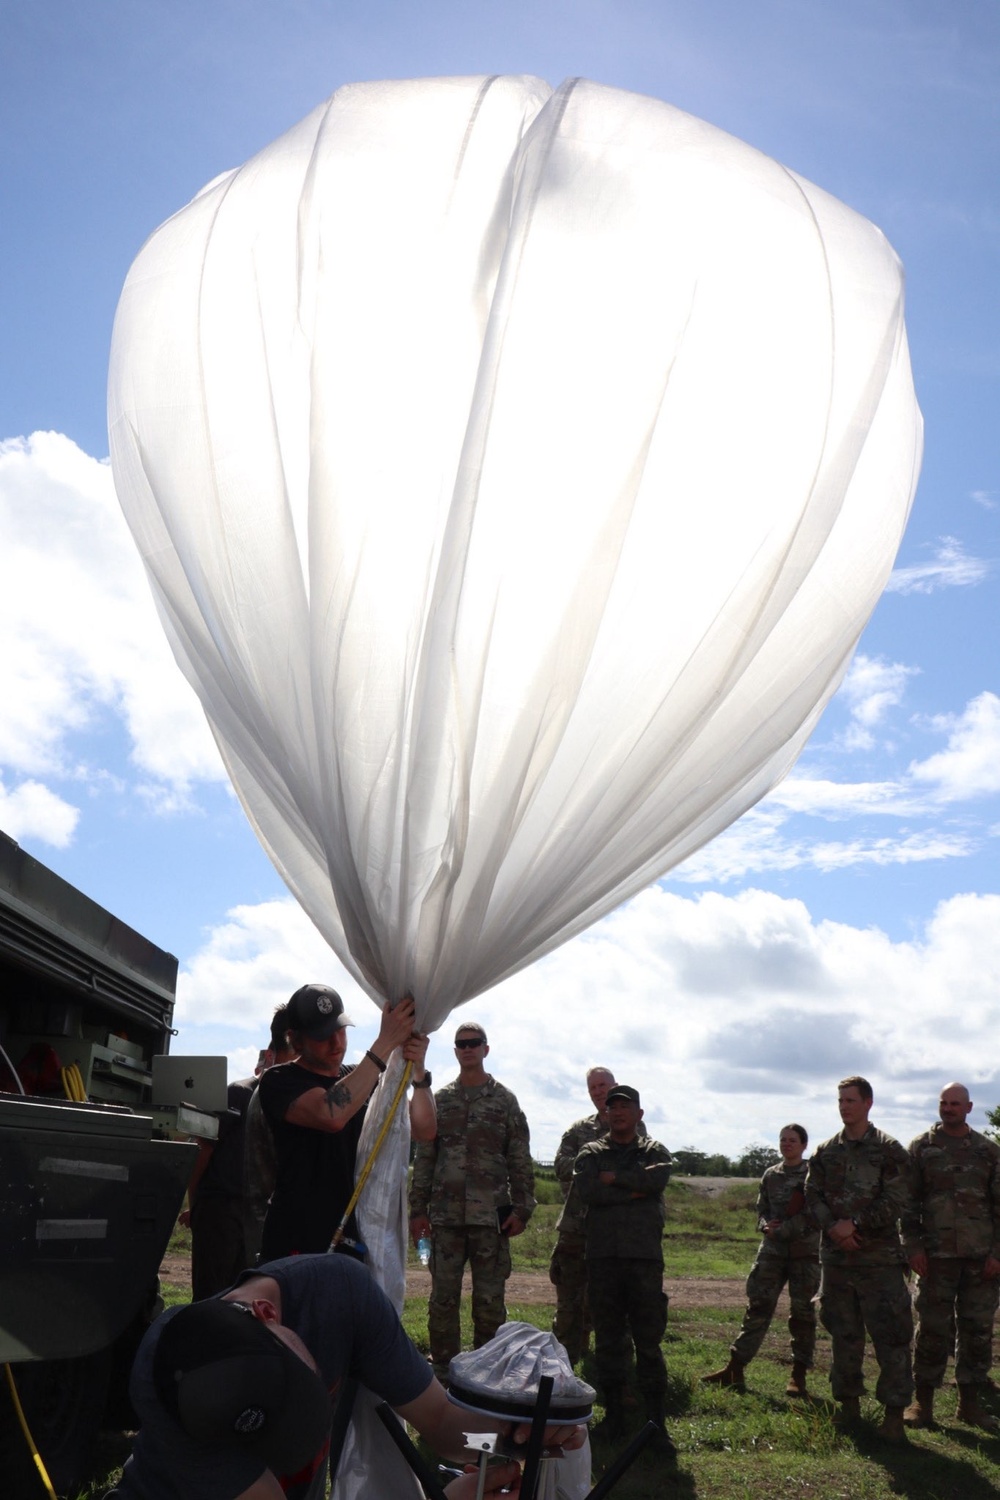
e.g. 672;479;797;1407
116;1255;433;1500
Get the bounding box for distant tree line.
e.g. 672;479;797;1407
671;1144;781;1178
533;1142;781;1180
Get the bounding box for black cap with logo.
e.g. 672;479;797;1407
153;1299;332;1476
286;983;354;1040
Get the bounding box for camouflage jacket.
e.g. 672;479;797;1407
409;1075;535;1228
902;1124;1000;1261
554;1112;645;1242
806;1124;910;1266
574;1134;672;1260
755;1160;820;1260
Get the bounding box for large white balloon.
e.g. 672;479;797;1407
108;74;921;1032
109;83;920;1415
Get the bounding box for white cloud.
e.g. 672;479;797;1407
673;803;974;884
886;536;992;595
668;686;1000;886
836;653;918;750
909;692;1000;801
807;831;975;870
766;777;911;817
0;776;79;847
174;885;1000;1160
174;897;381;1038
971;490;997;510
0;432;224;810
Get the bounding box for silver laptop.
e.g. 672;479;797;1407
151;1055;229;1113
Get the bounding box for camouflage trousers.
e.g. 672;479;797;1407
428;1224;512;1377
588;1256;668;1398
731;1248;820;1368
913;1256;1000;1388
819;1261;913;1408
549;1234;591;1365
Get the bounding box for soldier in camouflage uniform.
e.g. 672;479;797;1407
806;1075;913;1443
902;1082;1000;1431
702;1123;820;1396
574;1085;675;1458
409;1022;535;1379
550;1067;646;1364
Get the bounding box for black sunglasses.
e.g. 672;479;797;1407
455;1037;485;1049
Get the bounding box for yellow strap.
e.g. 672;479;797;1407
3;1364;58;1500
330;1060;413;1249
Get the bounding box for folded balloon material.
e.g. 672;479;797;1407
447;1322;596;1422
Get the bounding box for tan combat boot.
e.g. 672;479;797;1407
701;1356;746;1392
879;1406;908;1443
785;1361;808;1397
957;1384;999;1431
903;1385;935;1427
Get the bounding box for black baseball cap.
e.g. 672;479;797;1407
286;983;354;1040
153;1300;332;1475
606;1084;641;1107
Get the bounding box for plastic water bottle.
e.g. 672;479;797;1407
417;1236;432;1267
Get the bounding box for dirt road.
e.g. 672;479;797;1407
158;1255;746;1309
160;1178;756;1307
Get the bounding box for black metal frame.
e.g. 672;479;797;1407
370;1373;661;1500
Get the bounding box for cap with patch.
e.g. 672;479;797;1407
606;1084;641;1107
153;1300;332;1475
286;983;354;1040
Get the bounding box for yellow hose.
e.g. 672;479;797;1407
3;1364;58;1500
60;1064;87;1102
330;1060;413;1250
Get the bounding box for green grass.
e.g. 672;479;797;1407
77;1182;1000;1499
399;1296;1000;1499
662;1180;760;1278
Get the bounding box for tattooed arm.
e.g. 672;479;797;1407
281;999;418;1133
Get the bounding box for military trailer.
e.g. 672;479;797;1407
0;831;202;1496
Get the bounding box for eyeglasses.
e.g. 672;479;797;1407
455;1037;485;1049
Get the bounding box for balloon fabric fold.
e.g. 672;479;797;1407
108;77;921;1374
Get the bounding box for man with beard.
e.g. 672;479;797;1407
258;985;435;1261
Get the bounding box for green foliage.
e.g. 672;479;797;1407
672;1146;739;1176
167;1221;192;1255
531;1172;565;1206
510;1203;560;1270
734;1143;781;1176
984;1102;1000;1144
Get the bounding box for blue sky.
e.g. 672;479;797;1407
1;1;998;1157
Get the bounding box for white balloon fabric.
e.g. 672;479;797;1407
109;74;921;1028
109;75;920;1495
